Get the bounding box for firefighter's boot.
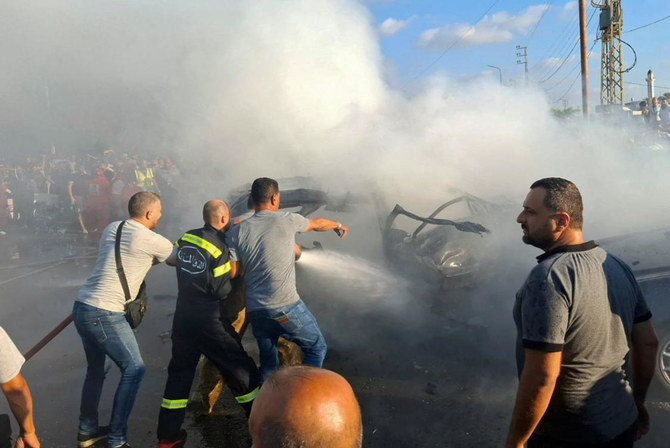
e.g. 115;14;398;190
157;430;187;448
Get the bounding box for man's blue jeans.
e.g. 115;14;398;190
72;301;146;448
249;299;327;381
248;299;327;381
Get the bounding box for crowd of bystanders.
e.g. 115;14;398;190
0;151;181;237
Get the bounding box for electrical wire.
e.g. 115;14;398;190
538;39;579;83
532;28;578;78
538;7;596;84
553;72;581;103
625;81;670;90
554;38;599;103
544;16;600;93
524;0;554;44
624;14;670;34
543;60;581;92
539;7;596;82
531;15;581;78
412;0;501;79
619;39;637;73
531;4;596;78
530;13;580;72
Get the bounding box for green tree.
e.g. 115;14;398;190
550;106;580;120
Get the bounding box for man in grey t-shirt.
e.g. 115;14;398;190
505;178;659;448
227;177;347;381
72;192;174;448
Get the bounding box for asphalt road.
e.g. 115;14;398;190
0;229;669;447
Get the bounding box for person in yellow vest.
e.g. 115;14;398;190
156;200;260;448
134;162;159;194
194;196;302;414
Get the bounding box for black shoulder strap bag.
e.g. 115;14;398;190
115;220;148;328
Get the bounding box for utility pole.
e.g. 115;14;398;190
593;0;623;106
516;45;528;85
578;0;589;118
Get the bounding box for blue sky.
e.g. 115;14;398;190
364;0;670;107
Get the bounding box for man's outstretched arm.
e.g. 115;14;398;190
1;373;39;448
304;218;347;238
505;349;561;448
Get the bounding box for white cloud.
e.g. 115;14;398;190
563;1;577;12
417;4;548;49
539;57;563;70
537;54;576;70
560;1;577;20
378;16;413;36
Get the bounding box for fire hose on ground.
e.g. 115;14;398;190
0;252;97;360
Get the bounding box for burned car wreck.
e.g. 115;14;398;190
382;192;670;396
382;193;515;290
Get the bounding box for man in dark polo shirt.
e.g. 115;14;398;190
505;178;659;448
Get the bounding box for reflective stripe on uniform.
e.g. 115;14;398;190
180;234;222;258
213;262;231;277
235;387;259;404
161;398;188;409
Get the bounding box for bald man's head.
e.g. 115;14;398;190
202;200;230;231
249;366;362;448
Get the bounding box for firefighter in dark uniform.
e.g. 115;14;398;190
156;200;260;448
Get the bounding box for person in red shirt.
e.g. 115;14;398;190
83;165;111;236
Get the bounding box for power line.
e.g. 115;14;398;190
535;6;596;80
524;1;554;44
538;7;596;84
530;13;580;72
412;0;501;79
538;39;579;83
543;61;580;92
624;81;670;90
531;16;580;78
624;14;670;34
619;39;637;73
531;4;595;78
554;71;581;103
554;38;598;103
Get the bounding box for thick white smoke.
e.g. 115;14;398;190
2;0;669;236
6;5;670;447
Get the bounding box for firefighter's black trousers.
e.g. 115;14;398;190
157;299;260;440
